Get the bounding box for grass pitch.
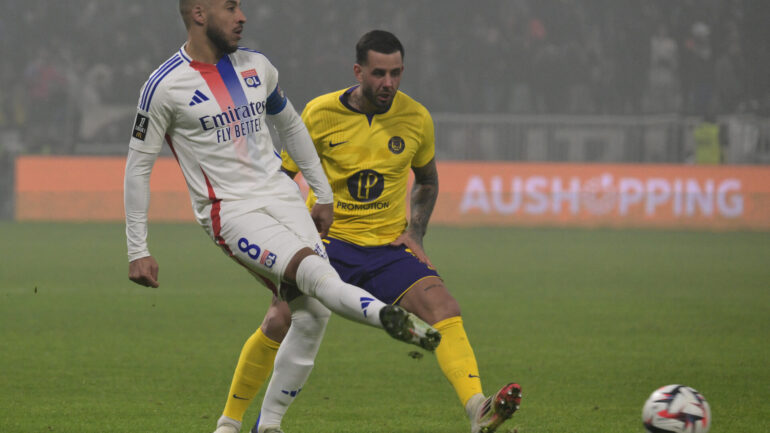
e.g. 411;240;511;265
0;222;768;432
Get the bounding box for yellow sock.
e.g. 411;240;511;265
222;328;281;421
434;316;483;407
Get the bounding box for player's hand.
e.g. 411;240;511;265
390;231;434;268
310;202;333;238
128;256;160;288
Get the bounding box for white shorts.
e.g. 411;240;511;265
211;196;327;295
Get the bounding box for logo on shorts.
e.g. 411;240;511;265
132;113;149;141
238;237;277;268
313;243;328;259
347;169;384;202
388;136;405;154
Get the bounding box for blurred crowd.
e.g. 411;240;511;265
1;0;768;154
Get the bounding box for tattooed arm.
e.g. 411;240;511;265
389;158;439;265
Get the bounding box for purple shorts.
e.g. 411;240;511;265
323;236;441;305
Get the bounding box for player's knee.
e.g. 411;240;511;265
289;296;331;336
261;302;292;341
305;297;332;322
422;294;461;324
294;253;338;298
283;247;317;285
402;282;462;324
438;295;462;320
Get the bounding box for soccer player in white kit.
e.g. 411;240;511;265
124;1;440;430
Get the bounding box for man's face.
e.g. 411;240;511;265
205;0;246;55
355;50;404;112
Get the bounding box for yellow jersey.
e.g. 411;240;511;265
281;86;435;246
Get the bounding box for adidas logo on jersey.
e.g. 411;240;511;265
189;89;210;106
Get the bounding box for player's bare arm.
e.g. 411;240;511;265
310;202;333;238
409;158;439;241
391;158;438;265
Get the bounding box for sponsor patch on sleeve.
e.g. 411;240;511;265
132;113;149;141
266;86;288;114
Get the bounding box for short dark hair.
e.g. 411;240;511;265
355;30;404;65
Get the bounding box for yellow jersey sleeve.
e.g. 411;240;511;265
412;108;435;168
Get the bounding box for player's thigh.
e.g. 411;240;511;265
260;199;330;287
398;276;461;325
262;198;327;259
332;240;457;321
217;208;318;293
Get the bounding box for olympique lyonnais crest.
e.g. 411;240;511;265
241;68;261;88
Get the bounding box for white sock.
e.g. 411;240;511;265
465;393;486;419
216;415;241;431
295;254;385;327
256;295;330;431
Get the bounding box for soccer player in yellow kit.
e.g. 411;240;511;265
214;30;521;433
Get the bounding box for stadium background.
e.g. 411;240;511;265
2;0;770;228
1;2;770;433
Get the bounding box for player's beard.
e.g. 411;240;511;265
207;25;238;55
361;85;392;113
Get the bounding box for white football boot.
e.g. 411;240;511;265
379;304;441;351
468;383;522;433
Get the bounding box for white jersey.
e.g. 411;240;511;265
129;45;292;226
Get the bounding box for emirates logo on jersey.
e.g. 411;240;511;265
198;100;267;143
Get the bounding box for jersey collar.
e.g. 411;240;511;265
340;85;395;126
178;44;193;63
180;44;231;70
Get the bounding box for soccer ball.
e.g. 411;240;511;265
642;384;711;433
